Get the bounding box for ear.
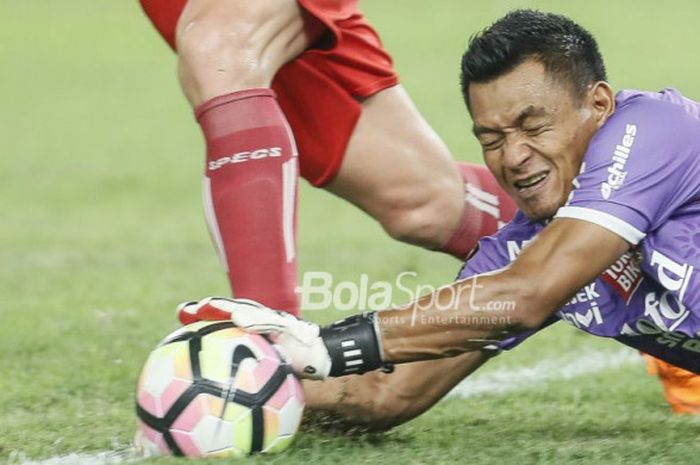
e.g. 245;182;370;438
589;81;615;128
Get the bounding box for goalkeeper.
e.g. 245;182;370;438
180;9;700;425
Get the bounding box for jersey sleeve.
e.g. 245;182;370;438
457;220;558;351
556;90;700;244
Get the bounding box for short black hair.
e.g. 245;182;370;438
460;9;607;108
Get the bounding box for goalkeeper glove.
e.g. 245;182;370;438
177;297;391;380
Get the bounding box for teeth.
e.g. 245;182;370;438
515;173;547;189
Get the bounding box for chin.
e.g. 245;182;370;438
520;201;559;221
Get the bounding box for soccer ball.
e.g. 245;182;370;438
135;321;305;457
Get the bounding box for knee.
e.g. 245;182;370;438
377;177;463;249
174;0;308;104
176;14;270;94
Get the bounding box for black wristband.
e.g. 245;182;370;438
319;312;393;377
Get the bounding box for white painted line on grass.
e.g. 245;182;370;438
14;348;642;465
11;450;139;465
447;347;641;399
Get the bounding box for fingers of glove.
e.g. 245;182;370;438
177;297;233;325
228;304;290;333
177;300;202;325
177;297;279;327
197;302;235;321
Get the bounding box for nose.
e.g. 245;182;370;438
502;137;532;170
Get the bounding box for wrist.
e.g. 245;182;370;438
319;312;393;377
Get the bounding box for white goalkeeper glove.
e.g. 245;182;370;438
177;297;390;380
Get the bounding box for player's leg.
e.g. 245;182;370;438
302;350;494;431
175;0;317;106
171;0;324;315
325;85;516;259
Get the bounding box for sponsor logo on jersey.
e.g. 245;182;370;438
566;282;601;306
642;291;690;332
619;319;700;357
649;250;694;297
639;250;695;332
560;304;604;329
208;147;283;171
600;123;637;199
601;250;643;302
559;283;604;328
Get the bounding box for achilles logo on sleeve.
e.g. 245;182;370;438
208;147;283;171
600;124;637;199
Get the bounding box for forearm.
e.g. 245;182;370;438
302;350;493;432
378;270;540;363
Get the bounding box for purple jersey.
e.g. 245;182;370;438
459;89;700;373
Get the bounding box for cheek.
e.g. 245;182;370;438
562;132;589;169
482;155;503;181
539;134;578;169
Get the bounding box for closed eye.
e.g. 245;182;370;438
479;135;504;151
524;125;549;136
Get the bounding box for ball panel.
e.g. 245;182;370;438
251;357;282;393
248;333;279;360
263;435;295;454
170;430;202;457
187;415;234;455
159;378;191;415
229;407;253;455
262;406;280;448
171;393;207;432
137;390;160;418
233;368;256;392
136;421;170;456
199;333;252;384
206;394;226;415
265;377;292;410
276;395;304;437
199;340;236;384
222;402;249;422
141;342;187;397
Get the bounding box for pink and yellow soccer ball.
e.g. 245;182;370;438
135;321;305;458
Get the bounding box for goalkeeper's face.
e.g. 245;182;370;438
468;58;613;221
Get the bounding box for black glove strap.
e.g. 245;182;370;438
320;312;393;377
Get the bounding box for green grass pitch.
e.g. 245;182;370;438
2;1;700;464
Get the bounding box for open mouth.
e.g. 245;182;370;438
514;171;549;193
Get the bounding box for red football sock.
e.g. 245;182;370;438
196;89;299;315
441;162;517;259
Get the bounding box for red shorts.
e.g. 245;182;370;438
139;0;399;186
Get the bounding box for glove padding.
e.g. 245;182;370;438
177;297;332;380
